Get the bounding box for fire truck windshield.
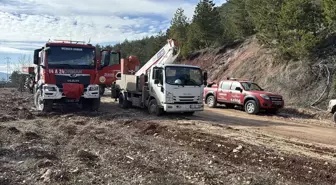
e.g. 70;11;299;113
46;46;95;69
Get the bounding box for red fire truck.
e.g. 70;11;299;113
33;40;100;112
95;49;123;95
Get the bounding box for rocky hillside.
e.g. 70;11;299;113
180;36;334;109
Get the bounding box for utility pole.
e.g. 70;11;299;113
4;57;10;81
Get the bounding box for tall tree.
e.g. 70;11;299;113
192;0;223;48
246;0;284;46
9;71;21;87
219;0;255;41
278;0;323;58
185;23;203;52
322;0;336;29
169;8;190;58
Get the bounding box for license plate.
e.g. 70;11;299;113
273;101;282;105
66;99;77;102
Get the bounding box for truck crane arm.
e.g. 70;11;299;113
134;39;180;76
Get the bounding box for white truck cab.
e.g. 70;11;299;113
327;99;336;122
149;64;205;114
113;39;207;116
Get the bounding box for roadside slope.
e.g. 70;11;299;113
180;36;333;110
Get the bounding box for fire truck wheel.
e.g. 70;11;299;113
148;99;163;116
90;98;100;111
34;90;52;112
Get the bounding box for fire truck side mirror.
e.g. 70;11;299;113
33;48;42;65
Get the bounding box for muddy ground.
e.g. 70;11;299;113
0;88;336;185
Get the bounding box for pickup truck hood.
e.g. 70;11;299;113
248;90;282;97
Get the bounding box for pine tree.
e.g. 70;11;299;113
246;0;284;46
278;0;322;58
220;0;255;41
169;8;190;58
192;0;223;48
322;0;336;29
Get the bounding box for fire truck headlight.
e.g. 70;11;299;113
89;85;99;91
43;85;57;91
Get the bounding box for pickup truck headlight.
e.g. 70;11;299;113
260;94;270;100
89;85;99;91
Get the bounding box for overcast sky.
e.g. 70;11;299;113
0;0;226;73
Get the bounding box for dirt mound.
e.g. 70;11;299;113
180;36;333;110
0;88;35;121
123;119;166;135
0;114;16;122
77;150;99;161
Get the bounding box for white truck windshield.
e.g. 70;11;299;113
165;66;203;86
47;46;95;69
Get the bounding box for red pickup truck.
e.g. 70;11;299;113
204;79;284;114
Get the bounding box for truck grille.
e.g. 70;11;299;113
58;88;88;93
270;96;282;101
171;96;200;104
179;96;194;98
179;96;196;102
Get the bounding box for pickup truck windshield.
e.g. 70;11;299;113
241;82;263;91
47;46;95;69
165;66;202;86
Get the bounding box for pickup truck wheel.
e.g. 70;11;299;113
206;95;217;108
148;99;163;116
332;112;336;123
244;100;259;114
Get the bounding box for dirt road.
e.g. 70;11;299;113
195;107;336;146
1;88;336;185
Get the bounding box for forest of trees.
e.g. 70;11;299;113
96;0;336;65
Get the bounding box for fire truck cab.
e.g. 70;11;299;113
95;49;122;95
33;40;100;112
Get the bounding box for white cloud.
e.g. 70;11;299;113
0;0;225;56
0;0;196;18
0;46;31;54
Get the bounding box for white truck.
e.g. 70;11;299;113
327;99;336;123
112;39;208;116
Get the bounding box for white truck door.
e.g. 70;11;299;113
150;67;165;105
